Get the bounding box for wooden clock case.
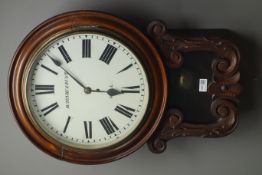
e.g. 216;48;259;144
9;11;167;164
147;21;241;153
8;10;241;164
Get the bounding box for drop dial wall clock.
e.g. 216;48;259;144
9;10;241;164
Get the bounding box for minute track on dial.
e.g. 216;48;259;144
27;33;149;149
9;10;162;164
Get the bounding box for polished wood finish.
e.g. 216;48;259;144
147;21;241;153
9;11;167;164
9;10;241;162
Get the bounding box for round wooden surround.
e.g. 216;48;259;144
9;10;168;164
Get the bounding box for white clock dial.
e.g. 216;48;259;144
24;33;150;149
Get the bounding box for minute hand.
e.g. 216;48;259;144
47;54;86;89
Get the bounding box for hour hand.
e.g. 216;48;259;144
106;88;122;96
106;86;140;97
121;86;140;94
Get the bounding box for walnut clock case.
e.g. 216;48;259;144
9;10;241;164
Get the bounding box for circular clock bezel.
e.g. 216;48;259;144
9;10;167;164
22;31;151;150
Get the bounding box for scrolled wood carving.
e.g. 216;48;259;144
147;21;241;153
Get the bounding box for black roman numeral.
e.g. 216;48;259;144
41;102;59;116
121;85;140;93
114;104;135;118
82;39;91;58
84;121;92;139
63;116;71;133
35;84;54;95
41;64;58;75
117;64;133;74
58;45;72;63
99;44;117;64
99;117;119;135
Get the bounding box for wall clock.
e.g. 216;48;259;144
9;10;241;164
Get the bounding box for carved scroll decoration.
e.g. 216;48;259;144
147;21;241;153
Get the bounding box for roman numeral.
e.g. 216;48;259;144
63;116;71;133
117;64;133;74
41;64;58;75
35;84;54;95
99;117;119;135
121;85;140;93
114;104;135;118
82;39;91;58
84;121;92;139
41;102;59;116
99;44;117;64
58;45;71;63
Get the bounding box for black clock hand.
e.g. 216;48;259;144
107;88;122;96
90;88;140;96
84;88;122;97
46;54;87;90
103;88;140;97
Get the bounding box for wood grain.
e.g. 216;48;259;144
147;21;241;153
9;11;168;164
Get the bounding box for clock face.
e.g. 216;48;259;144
24;33;150;149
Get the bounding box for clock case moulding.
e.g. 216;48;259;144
9;11;167;164
8;10;241;164
146;21;241;153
